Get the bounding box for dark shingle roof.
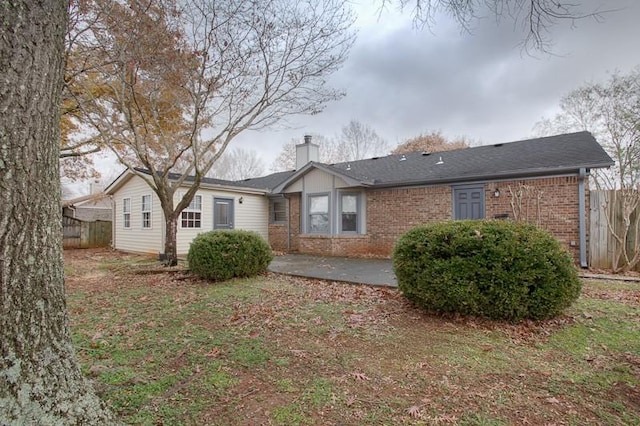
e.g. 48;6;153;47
317;131;613;188
232;170;296;190
122;132;613;194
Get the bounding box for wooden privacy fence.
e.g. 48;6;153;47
589;190;640;271
63;216;112;249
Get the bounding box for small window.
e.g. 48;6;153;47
308;194;329;234
340;194;358;233
141;194;152;229
270;199;286;223
123;198;131;229
181;195;202;228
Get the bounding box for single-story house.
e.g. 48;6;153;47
62;181;112;222
104;131;613;266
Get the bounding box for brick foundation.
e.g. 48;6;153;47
298;234;374;257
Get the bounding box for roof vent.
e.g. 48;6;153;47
494;143;503;147
346;164;351;171
371;156;379;160
421;151;430;156
399;155;407;162
436;156;444;165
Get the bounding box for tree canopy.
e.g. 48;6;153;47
535;68;640;272
392;130;470;155
67;0;355;264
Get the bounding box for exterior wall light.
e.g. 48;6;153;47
239;197;244;204
494;188;500;198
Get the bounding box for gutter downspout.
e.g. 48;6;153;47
283;194;291;251
110;196;115;249
578;168;588;268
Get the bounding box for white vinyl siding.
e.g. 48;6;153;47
175;189;268;255
112;176;163;254
111;174;269;257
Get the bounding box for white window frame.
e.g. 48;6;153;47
307;193;330;234
180;194;202;229
339;192;360;234
141;194;152;229
123;198;131;229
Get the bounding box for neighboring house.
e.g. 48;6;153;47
62;183;112;222
105;131;613;266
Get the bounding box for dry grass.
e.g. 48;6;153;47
65;248;640;425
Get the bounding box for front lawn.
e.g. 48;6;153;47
65;249;640;425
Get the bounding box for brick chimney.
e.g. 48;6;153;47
295;134;319;170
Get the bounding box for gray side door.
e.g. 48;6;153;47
213;197;234;229
453;185;485;220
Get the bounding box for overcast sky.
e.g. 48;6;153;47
90;0;640;190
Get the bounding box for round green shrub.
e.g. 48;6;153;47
187;230;273;281
392;220;581;321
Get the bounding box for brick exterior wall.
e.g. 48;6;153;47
484;176;584;260
268;223;288;251
288;194;301;252
366;186;452;255
269;194;301;252
277;175;586;262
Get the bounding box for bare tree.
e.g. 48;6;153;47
392;130;469;154
70;0;355;265
338;119;388;161
208;148;266;181
384;0;609;52
535;69;640;272
0;0;117;422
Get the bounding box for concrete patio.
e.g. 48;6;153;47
268;254;397;287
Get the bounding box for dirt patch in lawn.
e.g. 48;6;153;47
65;248;640;425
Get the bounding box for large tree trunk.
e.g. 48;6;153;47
0;1;118;423
164;213;179;266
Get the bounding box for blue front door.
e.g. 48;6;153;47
214;197;234;229
453;186;485;220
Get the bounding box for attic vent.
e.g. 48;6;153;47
399;155;407;162
494;143;503;147
421;151;430;156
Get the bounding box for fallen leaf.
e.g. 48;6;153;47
290;349;308;358
205;347;221;358
407;405;422;418
350;372;369;381
346;395;356;407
